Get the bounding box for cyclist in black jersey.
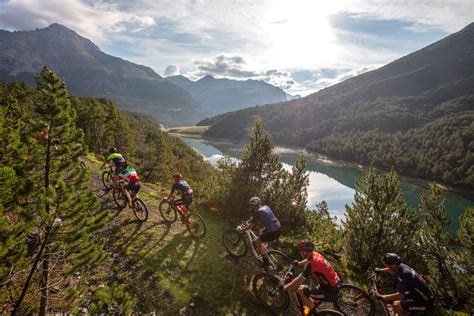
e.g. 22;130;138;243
376;253;435;315
167;172;193;209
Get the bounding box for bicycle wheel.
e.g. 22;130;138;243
185;213;206;239
265;249;291;274
222;229;248;258
102;170;114;190
252;272;289;311
133;198;148;222
159;200;177;223
336;284;375;316
113;187;128;209
315;309;344;315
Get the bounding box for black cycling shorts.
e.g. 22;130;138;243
176;195;193;208
260;229;281;242
401;298;434;312
126;182;140;193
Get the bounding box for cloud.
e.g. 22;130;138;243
0;0;155;42
164;65;180;77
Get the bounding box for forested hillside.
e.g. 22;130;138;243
1;69;472;314
201;23;474;190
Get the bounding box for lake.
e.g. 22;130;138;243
182;137;473;234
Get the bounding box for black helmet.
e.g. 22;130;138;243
382;253;401;265
109;147;117;154
296;239;314;252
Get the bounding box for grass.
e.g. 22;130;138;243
166;125;209;137
83;154;272;315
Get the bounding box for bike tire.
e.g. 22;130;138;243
112;187;128;209
133;198;148;222
159;200;177;223
252;272;290;311
185;213;207;239
315;309;344;316
265;249;291;274
336;284;375;316
222;229;248;258
102;171;114;190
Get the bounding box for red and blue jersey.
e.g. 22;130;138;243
301;252;340;291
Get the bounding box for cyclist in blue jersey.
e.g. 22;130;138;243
375;253;435;315
240;196;281;266
101;147;126;175
167;172;193;209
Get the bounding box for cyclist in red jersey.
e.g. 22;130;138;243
283;240;341;313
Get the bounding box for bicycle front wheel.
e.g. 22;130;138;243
133;198;148;222
112;187;128;209
159;200;177;223
315;309;344;316
102;171;114;190
265;250;291;274
222;229;248;258
252;272;289;311
336;284;375;316
185;213;206;239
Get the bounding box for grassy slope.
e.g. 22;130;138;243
83;154;273;315
166;126;209;138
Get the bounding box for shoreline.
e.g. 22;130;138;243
181;134;474;200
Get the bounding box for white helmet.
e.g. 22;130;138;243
249;196;261;205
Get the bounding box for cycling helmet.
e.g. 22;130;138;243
382;253;401;265
248;196;261;206
120;160;129;168
296;239;314;252
109;147;117;154
172;172;182;179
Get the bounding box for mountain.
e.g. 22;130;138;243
0;23;199;126
166;74;295;116
201;23;474;189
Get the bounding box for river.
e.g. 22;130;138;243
182;137;473;234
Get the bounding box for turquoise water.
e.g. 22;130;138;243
183;138;473;234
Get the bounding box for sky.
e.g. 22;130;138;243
0;0;472;96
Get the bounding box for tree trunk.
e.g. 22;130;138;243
39;252;50;316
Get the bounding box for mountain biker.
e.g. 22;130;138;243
167;172;193;209
283;239;341;314
375;253;435;315
239;197;281;267
101;147;126;175
116;161;141;206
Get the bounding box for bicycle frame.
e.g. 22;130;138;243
168;197;191;220
237;222;264;260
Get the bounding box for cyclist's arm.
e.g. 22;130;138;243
295;258;308;267
375;267;391;273
240;216;255;231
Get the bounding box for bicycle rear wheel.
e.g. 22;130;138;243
112;187;128;209
336;284;375;316
185;213;206;239
265;250;291;274
159;200;177;223
133;198;148;222
252;272;289;311
102;171;114;190
222;229;248;258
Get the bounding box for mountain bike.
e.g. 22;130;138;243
112;180;148;222
222;221;290;274
159;197;207;239
102;165;114;190
252;262;343;315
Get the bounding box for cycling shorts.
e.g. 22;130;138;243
259;229;281;242
302;282;339;301
126;182;140;193
401;298;434;312
176;196;193;208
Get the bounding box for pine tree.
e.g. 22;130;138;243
343;166;421;281
11;67;108;315
457;207;473;313
419;183;463;309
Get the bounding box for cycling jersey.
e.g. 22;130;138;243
171;180;193;197
300;252;340;292
250;205;281;233
396;263;435;303
107;153;125;169
118;167;140;183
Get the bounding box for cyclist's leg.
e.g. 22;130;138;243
397;298;434;315
299;284;325;310
258;229;281;263
393;299;410;316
